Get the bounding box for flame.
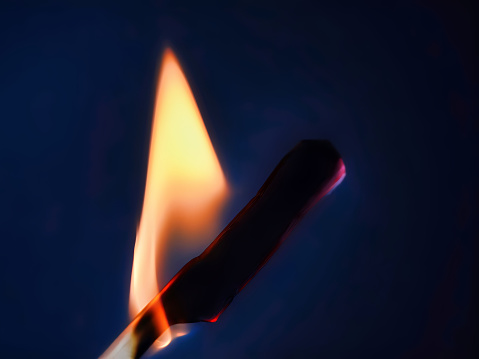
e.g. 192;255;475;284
153;324;190;350
129;48;228;342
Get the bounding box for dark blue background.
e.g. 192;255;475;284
0;1;477;358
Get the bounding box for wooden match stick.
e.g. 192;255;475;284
100;140;346;359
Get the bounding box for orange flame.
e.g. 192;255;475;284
129;48;228;340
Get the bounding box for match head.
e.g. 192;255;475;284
160;139;345;325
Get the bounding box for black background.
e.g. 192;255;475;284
0;1;477;358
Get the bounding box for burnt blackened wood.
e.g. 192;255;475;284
160;139;344;325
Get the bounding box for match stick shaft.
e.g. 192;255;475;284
100;295;166;359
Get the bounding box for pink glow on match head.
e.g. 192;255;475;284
325;159;346;195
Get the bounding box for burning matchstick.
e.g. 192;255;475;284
100;140;346;359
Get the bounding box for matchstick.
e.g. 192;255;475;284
100;140;346;359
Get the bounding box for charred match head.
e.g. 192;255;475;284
100;139;345;359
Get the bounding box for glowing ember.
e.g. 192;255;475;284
129;48;228;346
